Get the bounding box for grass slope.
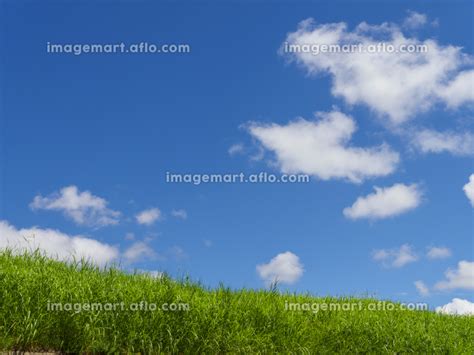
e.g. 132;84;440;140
0;251;473;353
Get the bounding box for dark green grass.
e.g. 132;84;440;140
0;251;473;353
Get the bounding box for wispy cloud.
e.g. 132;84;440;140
136;208;162;225
228;143;245;156
414;280;430;296
282;18;474;125
372;245;418;268
402;10;428;29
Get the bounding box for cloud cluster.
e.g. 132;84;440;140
228;143;245;156
256;251;304;286
374;244;453;271
282;18;473;125
248;110;399;183
30;186;120;228
343;183;422;220
372;244;418;268
402;11;428;29
19;186;190;268
0;220;119;267
0;219;177;267
436;298;474;316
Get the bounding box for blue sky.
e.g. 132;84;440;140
0;1;473;313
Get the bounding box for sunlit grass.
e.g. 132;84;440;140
0;250;472;353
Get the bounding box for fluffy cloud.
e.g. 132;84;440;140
436;298;474;316
439;70;474;108
282;18;473;125
463;174;474;207
434;261;474;291
343;183;422;220
171;209;188;220
30;185;120;228
256;251;304;286
135;208;162;225
248;110;399;183
372;244;418;268
411;129;474;156
123;241;157;263
0;220;168;268
427;246;452;260
0;220;119;267
414;280;430;296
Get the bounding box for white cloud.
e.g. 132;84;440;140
256;251;304;286
402;11;428;29
248;110;399;183
372;244;418;268
434;260;474;291
411;129;474;156
282;18;473;125
228;143;245;156
135;208;161;225
427;246;452;260
0;220;119;267
343;183;422;220
123;241;157;263
436;298;474;316
439;70;474;108
414;280;430;296
171;209;188;220
30;186;120;228
463;174;474;207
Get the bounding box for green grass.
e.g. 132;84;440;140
0;251;473;353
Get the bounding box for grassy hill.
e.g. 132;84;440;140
0;250;473;353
